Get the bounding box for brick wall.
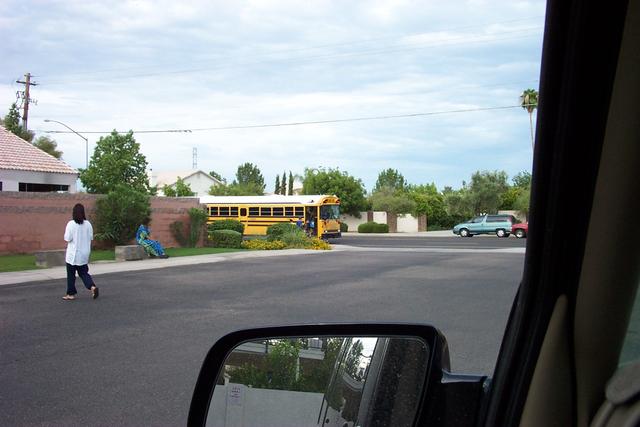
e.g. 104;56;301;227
0;192;202;254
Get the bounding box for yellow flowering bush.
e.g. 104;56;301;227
241;240;287;250
307;238;332;250
240;237;331;250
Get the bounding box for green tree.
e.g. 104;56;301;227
235;162;265;191
298;338;342;393
369;186;416;214
94;184;151;245
33;135;63;159
468;170;509;214
79;130;150;194
499;186;521;210
514;186;531;219
408;184;449;227
229;339;302;391
520;89;539;150
302;168;368;216
374;168;407;193
288;171;294;195
1;103;34;141
208;182;264;196
274;175;280;194
280;172;287;195
443;187;474;224
512;171;532;189
163;177;195;197
209;170;225;183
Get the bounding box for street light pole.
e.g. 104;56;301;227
44;119;89;168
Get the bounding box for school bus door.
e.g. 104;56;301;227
305;206;319;237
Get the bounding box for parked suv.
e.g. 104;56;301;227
452;214;517;238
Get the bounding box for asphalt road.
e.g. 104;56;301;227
334;233;527;249
0;237;525;426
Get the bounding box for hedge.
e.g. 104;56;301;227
208;230;243;248
279;229;310;248
357;222;389;233
208;219;244;235
340;222;348;232
266;223;300;241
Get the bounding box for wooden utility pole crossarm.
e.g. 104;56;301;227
16;73;38;130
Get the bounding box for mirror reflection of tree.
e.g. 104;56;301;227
344;339;365;381
225;338;344;393
323;338;369;424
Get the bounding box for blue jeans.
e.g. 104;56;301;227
66;263;95;295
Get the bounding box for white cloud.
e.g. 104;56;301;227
0;0;545;190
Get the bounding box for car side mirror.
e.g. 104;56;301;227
188;324;487;427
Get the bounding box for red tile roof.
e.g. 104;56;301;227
0;125;77;175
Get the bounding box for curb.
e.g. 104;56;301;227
0;249;331;287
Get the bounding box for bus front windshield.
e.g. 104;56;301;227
320;205;340;220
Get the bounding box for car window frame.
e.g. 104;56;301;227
481;0;630;425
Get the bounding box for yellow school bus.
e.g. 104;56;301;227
199;195;342;238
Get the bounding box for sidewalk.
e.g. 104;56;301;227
0;249;332;287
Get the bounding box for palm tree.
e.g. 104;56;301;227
520;88;539;150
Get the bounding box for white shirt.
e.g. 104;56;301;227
64;220;93;266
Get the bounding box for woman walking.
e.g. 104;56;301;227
62;203;99;301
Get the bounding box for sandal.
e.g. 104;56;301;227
62;295;76;301
91;286;99;300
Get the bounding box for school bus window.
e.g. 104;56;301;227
285;207;294;217
295;207;304;217
320;205;340;220
240;208;247;217
261;207;272;216
249;207;259;216
219;207;230;216
273;207;284;216
209;207;218;216
230;207;239;216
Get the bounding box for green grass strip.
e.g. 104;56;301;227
0;247;243;273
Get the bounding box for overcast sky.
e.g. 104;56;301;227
0;0;546;192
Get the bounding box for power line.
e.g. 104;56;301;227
41;27;542;86
38;104;532;135
39;16;544;81
189;105;530;131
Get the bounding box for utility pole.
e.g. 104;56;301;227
16;73;38;130
192;147;198;169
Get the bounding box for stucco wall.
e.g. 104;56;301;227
339;212;369;232
0;169;77;192
372;211;387;224
207;383;324;427
340;212;426;233
0;192;202;254
397;214;419;232
158;172;218;197
184;173;217;197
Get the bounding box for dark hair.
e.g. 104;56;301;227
72;203;86;224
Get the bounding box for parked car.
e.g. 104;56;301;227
512;222;528;238
452;214;517;237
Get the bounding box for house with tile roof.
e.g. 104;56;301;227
0;125;78;192
149;169;223;197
